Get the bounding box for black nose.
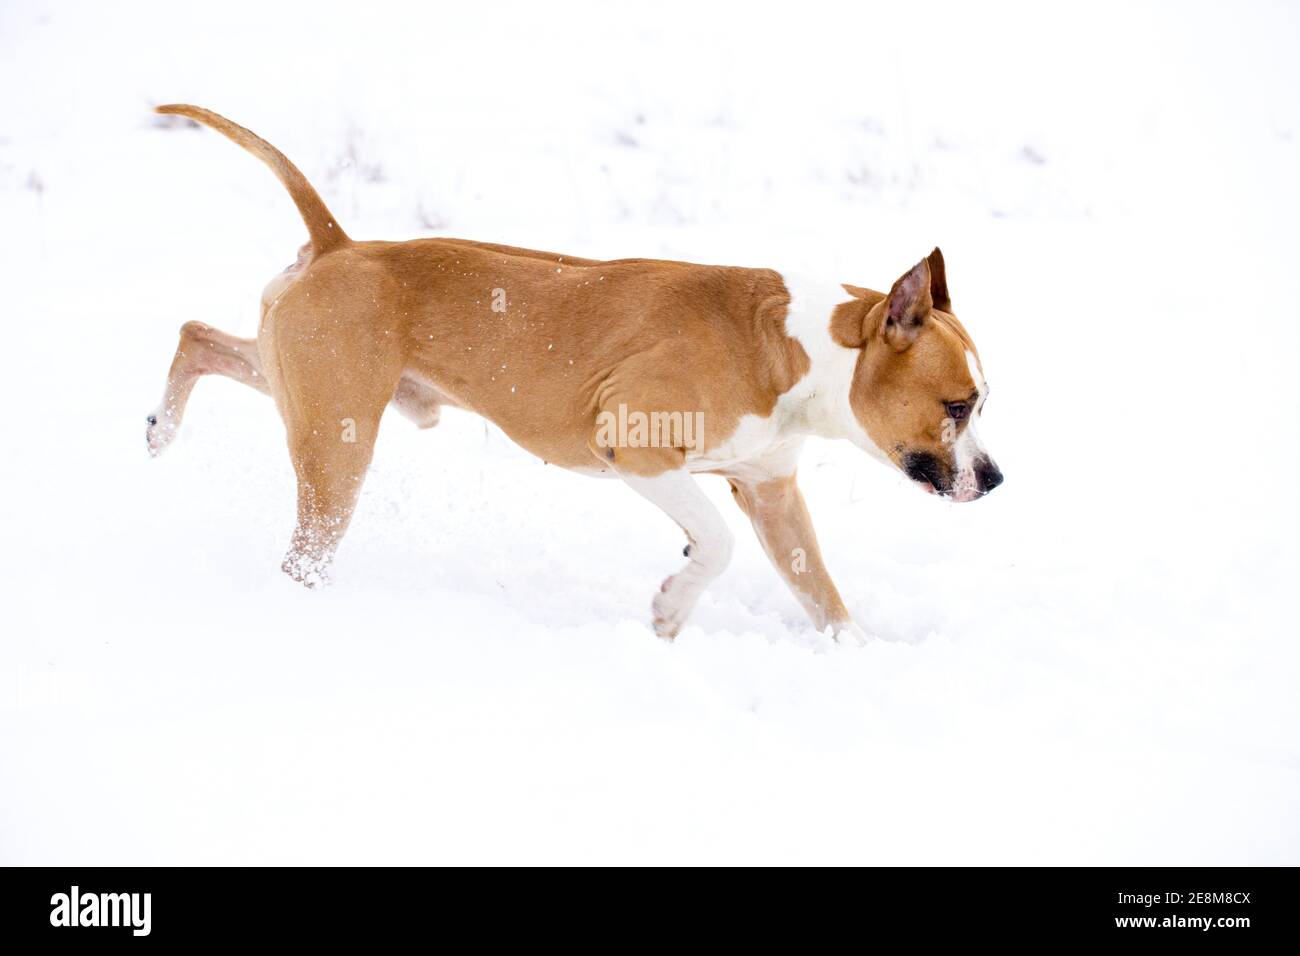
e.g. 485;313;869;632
975;458;1003;494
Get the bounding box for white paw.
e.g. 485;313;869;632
651;573;702;639
828;620;868;646
281;549;332;589
145;411;177;457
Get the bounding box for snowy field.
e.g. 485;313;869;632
1;0;1298;864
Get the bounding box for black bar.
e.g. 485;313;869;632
1;866;1296;946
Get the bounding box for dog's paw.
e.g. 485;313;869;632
145;411;178;457
651;573;700;639
281;550;332;589
827;620;869;647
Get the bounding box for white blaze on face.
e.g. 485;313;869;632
950;349;990;502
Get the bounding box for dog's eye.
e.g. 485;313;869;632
944;401;970;421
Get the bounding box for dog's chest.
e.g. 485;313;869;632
686;410;802;478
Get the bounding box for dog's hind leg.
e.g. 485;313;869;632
272;319;405;588
146;321;268;456
281;425;379;587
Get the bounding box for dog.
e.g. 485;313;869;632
146;105;1002;641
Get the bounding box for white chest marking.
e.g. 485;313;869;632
777;273;889;462
687;272;888;478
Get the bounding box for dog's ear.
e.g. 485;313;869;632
881;258;933;351
831;285;884;348
927;247;950;311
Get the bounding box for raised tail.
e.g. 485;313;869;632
155;104;349;254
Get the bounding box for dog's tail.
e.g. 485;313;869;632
155;104;349;254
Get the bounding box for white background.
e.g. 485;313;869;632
1;0;1297;863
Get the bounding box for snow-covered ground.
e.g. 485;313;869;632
1;0;1297;864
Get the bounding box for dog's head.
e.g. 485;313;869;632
832;248;1002;501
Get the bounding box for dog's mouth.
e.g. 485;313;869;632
913;478;987;502
906;457;1000;503
902;451;952;497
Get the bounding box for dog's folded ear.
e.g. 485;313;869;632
927;246;950;311
830;256;939;350
881;258;933;352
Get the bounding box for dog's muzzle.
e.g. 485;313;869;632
904;451;1003;500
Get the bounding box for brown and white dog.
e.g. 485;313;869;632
147;105;1002;642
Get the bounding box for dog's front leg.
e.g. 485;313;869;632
728;474;865;645
613;457;734;639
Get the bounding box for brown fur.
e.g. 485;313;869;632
351;239;812;474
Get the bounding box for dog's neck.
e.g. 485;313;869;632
776;274;870;443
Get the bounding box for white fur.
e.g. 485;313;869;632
768;273;889;461
950;349;991;501
966;349;987;397
620;470;735;637
776;275;875;445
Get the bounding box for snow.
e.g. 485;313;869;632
1;0;1298;864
